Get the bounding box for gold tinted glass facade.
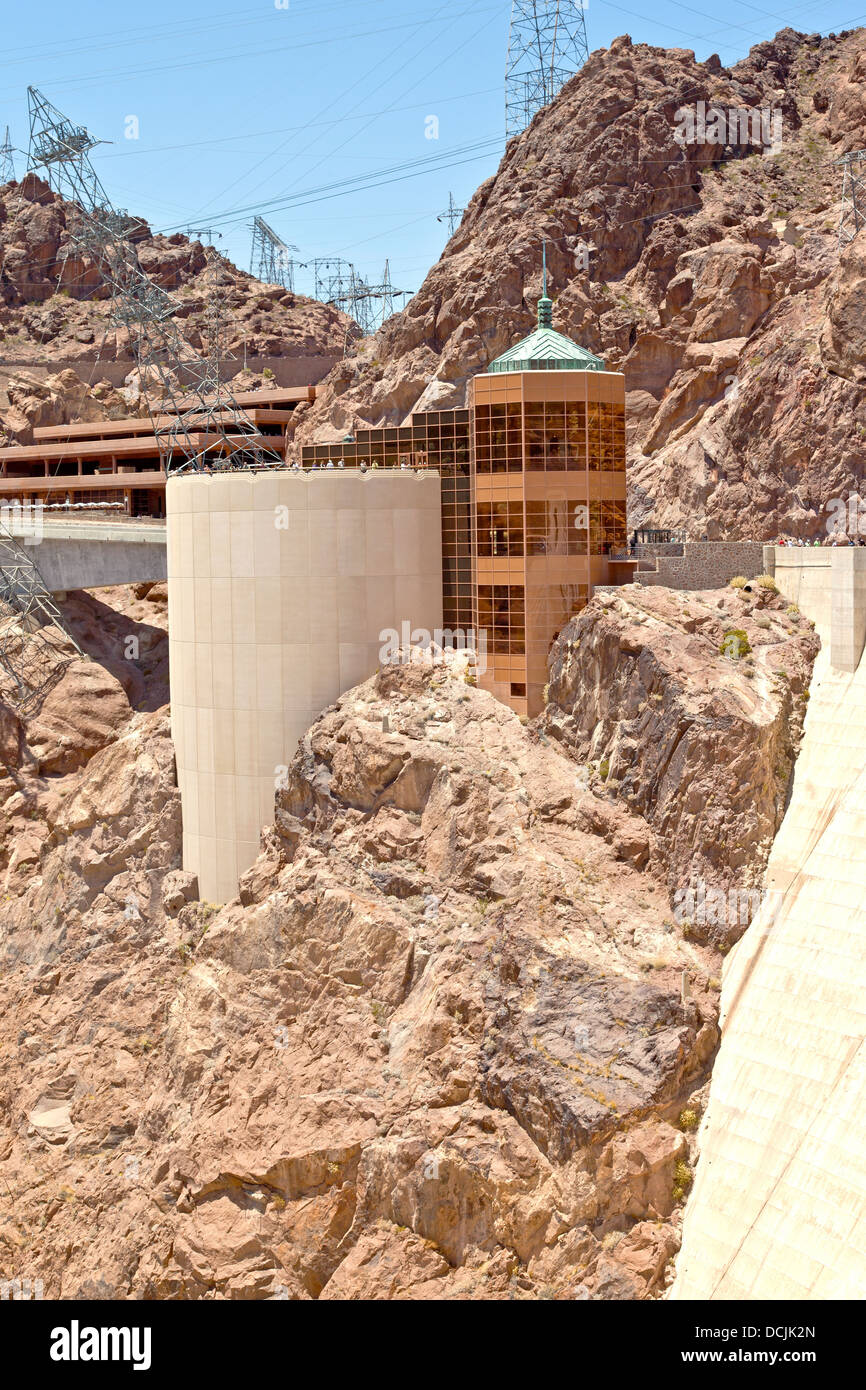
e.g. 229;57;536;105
471;369;626;718
299;367;626;719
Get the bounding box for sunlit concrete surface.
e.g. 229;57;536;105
31;519;167;592
167;469;442;903
672;578;866;1300
767;544;866;674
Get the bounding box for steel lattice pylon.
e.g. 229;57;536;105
505;0;589;139
322;259;409;336
1;127;15;184
26;86;283;476
437;192;465;236
249;215;300;293
835;149;866;251
0;519;82;714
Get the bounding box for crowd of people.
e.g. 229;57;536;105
776;535;866;546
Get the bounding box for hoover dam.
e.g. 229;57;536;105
673;548;866;1299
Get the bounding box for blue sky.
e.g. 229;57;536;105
2;0;864;300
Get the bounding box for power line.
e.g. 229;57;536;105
188;0;476;231
93;87;501;162
26;5;501;95
0;0;391;71
158;136;503;234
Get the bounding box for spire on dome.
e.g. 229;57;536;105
537;240;553;329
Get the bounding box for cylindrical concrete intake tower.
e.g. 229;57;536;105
167;468;442;903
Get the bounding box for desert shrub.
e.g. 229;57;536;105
598;758;610;781
756;573;778;592
720;628;751;659
729;575;748;589
678;1108;699;1132
672;1161;694;1201
754;614;771;629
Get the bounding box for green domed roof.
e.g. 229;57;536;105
488;321;606;373
488;253;605;373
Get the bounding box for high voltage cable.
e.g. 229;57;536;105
596;0;864;48
172;145;503;236
94;88;501;161
222;0;503;235
20;5;503;94
157;137;504;234
0;0;840;71
188;0;478;229
0;0;393;70
698;0;866;41
651;0;806;41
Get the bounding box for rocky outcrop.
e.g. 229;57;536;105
292;27;866;541
540;583;819;945
0;584;171;877
819;229;866;383
0;174;354;405
0;368;135;443
0;577;824;1298
0;634;731;1300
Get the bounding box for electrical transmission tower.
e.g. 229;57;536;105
307;256;348;302
505;1;589;139
249;215;300;292
201;247;231;403
0;516;83;714
1;127;15;183
325;262;365;318
835;149;866;250
184;225;222;246
362;260;410;331
308;256;409;336
437;192;465;236
26;86;281;475
326;260;409;335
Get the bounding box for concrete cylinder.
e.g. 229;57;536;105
167;468;442;903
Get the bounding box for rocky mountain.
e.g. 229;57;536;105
541;581;817;947
294;26;866;542
0;580;815;1298
0;173;355;407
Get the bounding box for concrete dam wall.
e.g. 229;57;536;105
167;468;443;903
673;548;866;1299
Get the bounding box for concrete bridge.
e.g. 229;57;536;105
26;520;167;595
